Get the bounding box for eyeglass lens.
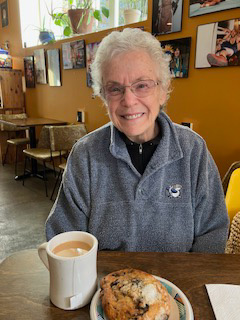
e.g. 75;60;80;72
104;80;158;99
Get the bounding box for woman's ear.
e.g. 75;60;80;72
159;88;167;106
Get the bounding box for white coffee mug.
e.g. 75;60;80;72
38;231;98;310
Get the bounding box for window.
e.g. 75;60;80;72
19;0;148;48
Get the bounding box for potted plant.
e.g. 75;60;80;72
68;0;109;34
122;0;144;25
26;17;55;44
50;0;109;35
49;11;73;37
39;26;55;44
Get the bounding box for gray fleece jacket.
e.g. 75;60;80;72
46;112;229;253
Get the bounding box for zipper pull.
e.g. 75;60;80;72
139;144;143;154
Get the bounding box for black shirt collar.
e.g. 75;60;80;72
119;128;161;146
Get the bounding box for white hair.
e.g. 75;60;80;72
91;28;172;105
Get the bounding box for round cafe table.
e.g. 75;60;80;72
1;249;240;319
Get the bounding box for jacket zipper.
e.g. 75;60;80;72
139;144;143;154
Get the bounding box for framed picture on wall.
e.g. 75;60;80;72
23;56;35;88
195;18;240;69
152;0;183;35
47;49;61;87
86;41;100;87
161;37;191;78
34;49;47;84
62;39;86;70
1;0;8;28
189;0;240;18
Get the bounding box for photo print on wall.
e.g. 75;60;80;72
195;18;240;68
24;56;35;88
161;37;191;78
86;42;100;88
152;0;183;35
189;0;240;18
62;39;86;70
34;49;47;84
1;0;8;28
47;49;61;87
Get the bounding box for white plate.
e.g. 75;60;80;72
90;275;194;320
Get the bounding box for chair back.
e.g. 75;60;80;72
0;113;28;131
37;126;51;149
225;211;240;254
225;168;240;224
49;124;87;152
222;161;240;195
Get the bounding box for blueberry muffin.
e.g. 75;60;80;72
100;268;170;320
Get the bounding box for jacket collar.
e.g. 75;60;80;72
109;111;183;170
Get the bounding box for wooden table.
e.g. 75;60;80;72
0;117;67;179
0;117;67;148
1;249;240;320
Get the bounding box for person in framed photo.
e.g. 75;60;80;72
46;28;229;254
207;23;240;67
190;0;224;7
154;0;180;34
170;47;183;77
155;0;173;33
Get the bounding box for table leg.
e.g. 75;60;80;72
28;126;38;174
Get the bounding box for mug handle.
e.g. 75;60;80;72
38;242;49;270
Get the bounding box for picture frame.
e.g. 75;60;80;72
1;0;8;28
161;37;191;78
152;0;183;35
189;0;240;18
47;49;61;87
62;39;86;70
34;49;47;84
86;42;100;88
195;18;240;69
23;56;35;88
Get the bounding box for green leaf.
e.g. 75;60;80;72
54;20;62;26
101;7;109;18
93;9;101;21
77;13;85;28
64;26;71;36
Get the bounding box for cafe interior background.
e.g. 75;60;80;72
0;0;239;179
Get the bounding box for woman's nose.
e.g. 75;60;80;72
121;87;137;106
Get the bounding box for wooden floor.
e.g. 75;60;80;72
0;162;56;261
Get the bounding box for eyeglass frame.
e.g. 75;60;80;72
101;79;160;100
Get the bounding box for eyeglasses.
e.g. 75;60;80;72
102;79;160;100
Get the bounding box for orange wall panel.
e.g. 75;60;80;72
0;0;239;177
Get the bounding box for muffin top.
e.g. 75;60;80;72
100;268;170;320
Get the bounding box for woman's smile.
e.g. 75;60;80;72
121;113;144;120
103;50;166;143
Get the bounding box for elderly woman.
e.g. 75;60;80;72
46;28;229;253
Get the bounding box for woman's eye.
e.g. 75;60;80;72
109;86;121;93
136;82;148;90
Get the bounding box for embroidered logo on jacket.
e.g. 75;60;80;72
166;184;182;198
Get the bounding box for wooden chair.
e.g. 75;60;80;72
22;126;65;197
0;112;30;175
49;124;87;200
3;137;30;176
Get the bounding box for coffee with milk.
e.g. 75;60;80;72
52;240;91;257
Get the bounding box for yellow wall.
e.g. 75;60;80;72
0;0;239;177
